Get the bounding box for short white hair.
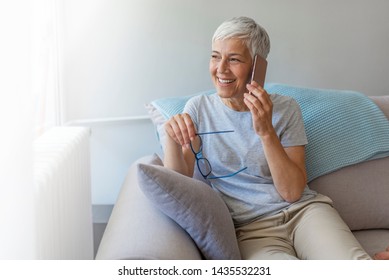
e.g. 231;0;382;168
212;16;270;59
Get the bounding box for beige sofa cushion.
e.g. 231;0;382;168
309;156;389;231
353;229;389;257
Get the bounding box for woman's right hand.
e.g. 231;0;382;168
164;113;196;149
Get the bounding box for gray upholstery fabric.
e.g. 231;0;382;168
309;156;389;231
95;154;202;260
353;230;389;258
137;162;241;260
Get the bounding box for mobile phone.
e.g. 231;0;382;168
250;54;268;88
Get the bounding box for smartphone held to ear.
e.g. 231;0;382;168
250;54;267;88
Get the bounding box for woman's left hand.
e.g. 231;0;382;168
244;81;274;138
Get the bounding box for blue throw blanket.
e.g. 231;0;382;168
265;83;389;181
151;84;389;182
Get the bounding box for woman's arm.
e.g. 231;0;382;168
244;82;307;202
260;134;307;202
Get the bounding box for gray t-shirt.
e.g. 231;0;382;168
184;93;317;226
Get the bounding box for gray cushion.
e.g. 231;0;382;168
137;162;241;260
309;156;389;231
96;154;202;260
353;229;389;258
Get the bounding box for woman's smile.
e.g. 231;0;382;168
217;77;236;85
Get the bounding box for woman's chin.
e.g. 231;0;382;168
216;87;242;99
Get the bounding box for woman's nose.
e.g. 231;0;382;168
217;59;229;74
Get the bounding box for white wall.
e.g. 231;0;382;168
1;1;36;259
60;0;389;204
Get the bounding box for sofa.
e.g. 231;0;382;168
96;85;389;260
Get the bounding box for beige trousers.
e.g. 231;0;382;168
236;194;371;260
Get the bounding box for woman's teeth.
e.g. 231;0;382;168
218;78;235;84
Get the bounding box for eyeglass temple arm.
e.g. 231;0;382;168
196;130;234;135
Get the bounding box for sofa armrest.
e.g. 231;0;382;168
95;155;202;260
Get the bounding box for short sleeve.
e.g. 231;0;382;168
279;98;308;147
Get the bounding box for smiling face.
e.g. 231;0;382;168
209;38;253;110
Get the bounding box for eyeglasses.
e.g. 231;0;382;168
190;130;247;180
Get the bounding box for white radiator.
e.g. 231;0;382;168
33;126;93;259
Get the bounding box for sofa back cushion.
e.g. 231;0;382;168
309;96;389;231
309;156;389;231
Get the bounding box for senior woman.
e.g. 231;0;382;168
163;16;372;260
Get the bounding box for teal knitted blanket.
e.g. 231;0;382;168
151;84;389;182
265;83;389;181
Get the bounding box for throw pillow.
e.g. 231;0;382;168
137;163;241;260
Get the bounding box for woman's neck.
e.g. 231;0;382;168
220;96;249;112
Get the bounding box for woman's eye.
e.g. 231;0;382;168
229;58;241;63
